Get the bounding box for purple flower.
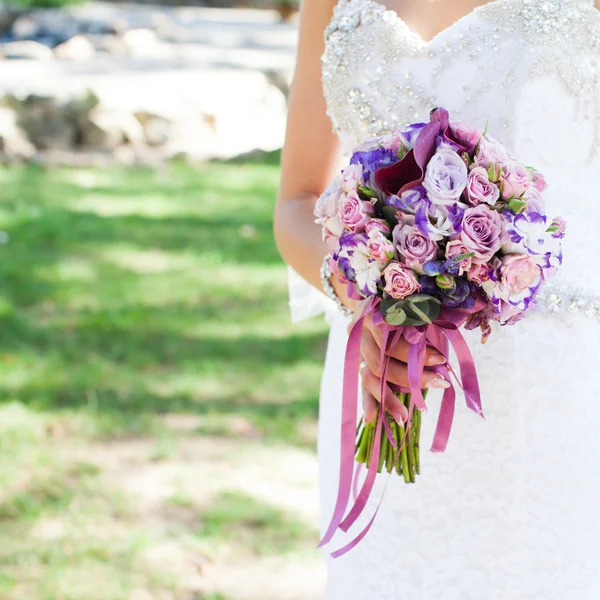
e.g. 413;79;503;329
350;146;398;183
503;212;557;256
460;205;505;263
423;146;468;206
465;166;500;206
338;232;384;296
400;122;427;147
415;201;460;241
440;277;472;309
393;223;439;273
548;216;567;239
386;186;427;213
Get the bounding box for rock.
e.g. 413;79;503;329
121;28;162;58
13;95;76;150
78;108;145;151
54;35;96;61
79;17;127;37
11;15;38;40
135;111;172;147
0;40;54;61
0;105;35;160
0;7;20;37
84;33;128;56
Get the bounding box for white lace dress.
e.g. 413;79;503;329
290;0;600;598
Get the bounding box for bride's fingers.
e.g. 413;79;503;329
361;368;408;423
361;329;448;389
361;387;378;424
373;327;446;366
364;315;446;366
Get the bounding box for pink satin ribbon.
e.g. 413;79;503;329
319;296;485;557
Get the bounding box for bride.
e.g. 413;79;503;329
274;0;600;598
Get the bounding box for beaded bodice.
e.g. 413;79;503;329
321;0;600;320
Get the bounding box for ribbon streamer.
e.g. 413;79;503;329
319;296;484;557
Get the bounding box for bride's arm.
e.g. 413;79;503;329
274;0;353;307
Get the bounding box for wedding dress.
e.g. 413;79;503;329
289;0;600;598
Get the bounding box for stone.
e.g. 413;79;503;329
121;28;162;58
11;15;38;40
0;105;35;160
54;35;96;61
0;40;55;61
135;111;172;147
78;108;145;151
84;33;128;56
13;95;76;150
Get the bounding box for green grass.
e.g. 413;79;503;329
0;159;327;599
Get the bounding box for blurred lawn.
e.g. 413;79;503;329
0;157;328;600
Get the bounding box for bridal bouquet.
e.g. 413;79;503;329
315;107;565;556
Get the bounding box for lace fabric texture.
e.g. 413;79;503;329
311;1;600;598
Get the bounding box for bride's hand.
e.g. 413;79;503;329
358;313;448;424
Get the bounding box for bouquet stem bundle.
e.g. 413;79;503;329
355;391;426;484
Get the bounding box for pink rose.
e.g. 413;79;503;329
465;166;500;206
474;136;511;168
365;218;392;235
467;262;490;284
452;123;483;148
501;254;541;295
367;230;394;263
501;163;532;199
340;164;364;194
338;190;375;232
383;263;420;300
394;224;439;273
532;170;547;192
323;225;343;251
460;205;505;263
445;240;473;275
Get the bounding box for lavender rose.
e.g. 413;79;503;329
460;205;505;263
383;263;420;300
394;224;439;273
423;146;468;206
338;190;375;232
465;166;500;206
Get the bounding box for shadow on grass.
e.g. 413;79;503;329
0;162;327;446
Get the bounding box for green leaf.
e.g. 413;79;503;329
405;300;433;324
380;298;401;314
385;308;407;326
358;185;377;200
405;294;441;305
